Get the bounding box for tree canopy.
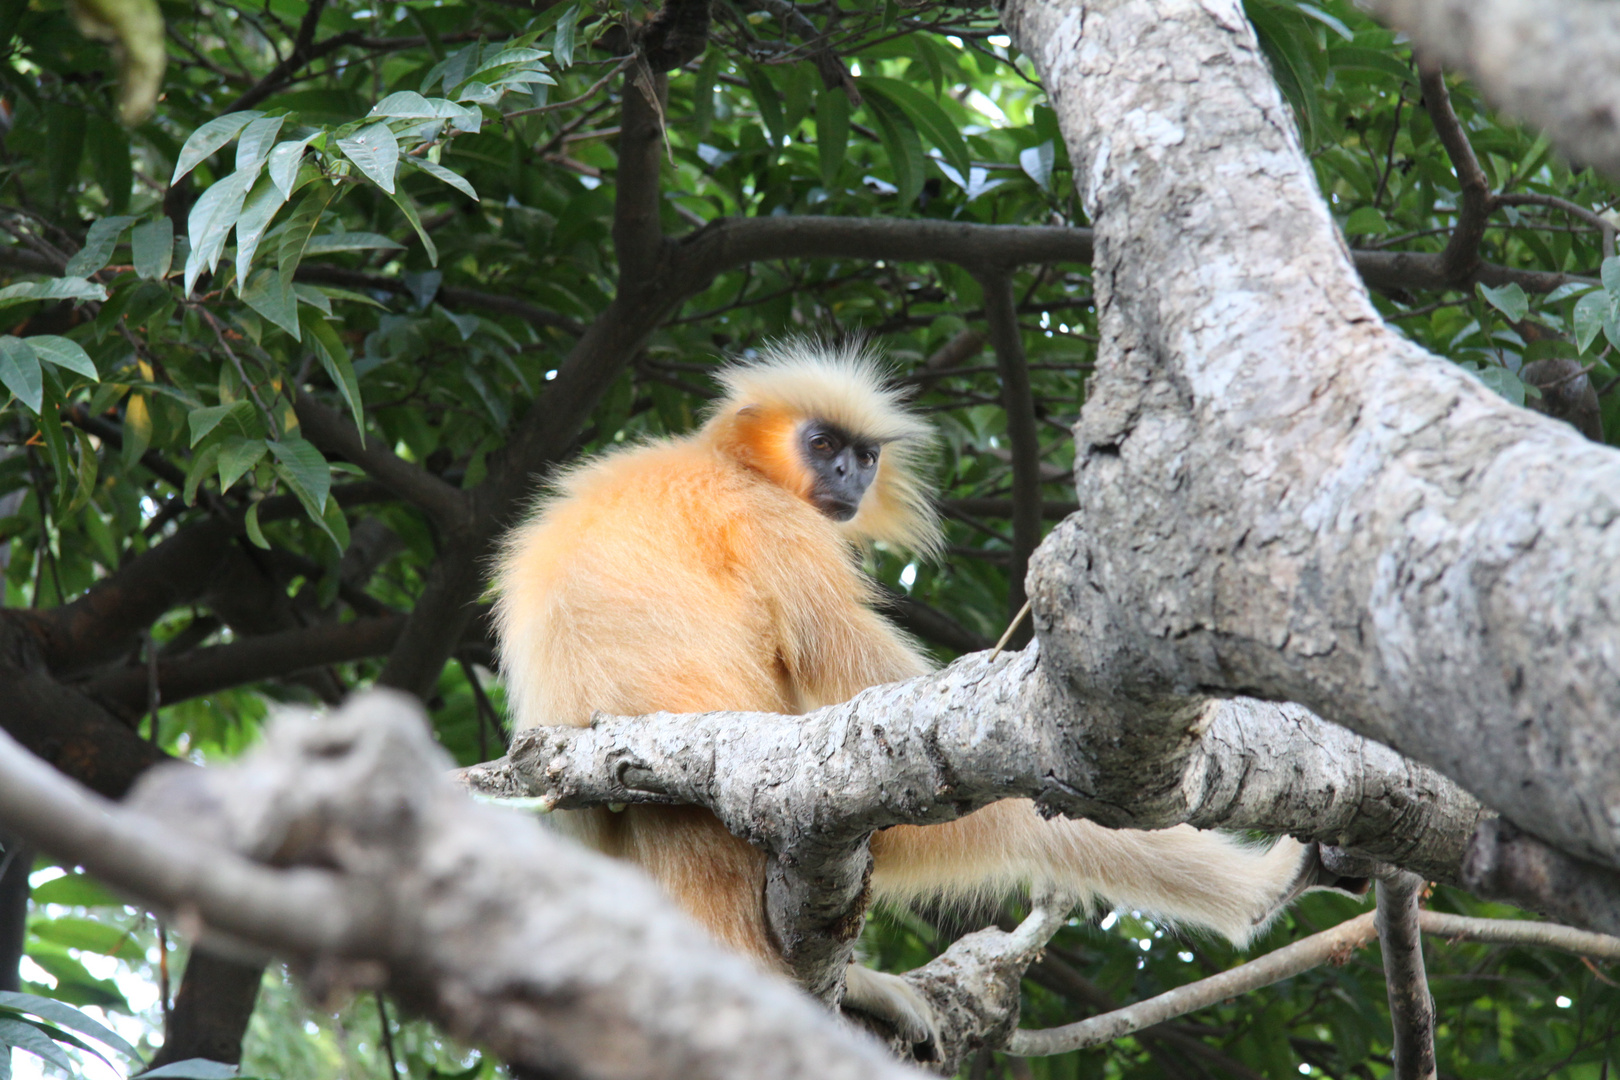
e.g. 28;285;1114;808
2;1;1619;1078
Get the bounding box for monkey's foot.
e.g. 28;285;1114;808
842;964;940;1061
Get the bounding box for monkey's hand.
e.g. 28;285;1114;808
842;964;939;1062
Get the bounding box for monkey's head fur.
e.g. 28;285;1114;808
704;341;943;558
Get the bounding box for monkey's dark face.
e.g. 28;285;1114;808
800;421;881;521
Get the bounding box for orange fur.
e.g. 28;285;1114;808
494;343;1311;972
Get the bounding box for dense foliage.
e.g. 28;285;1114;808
1;1;1617;1078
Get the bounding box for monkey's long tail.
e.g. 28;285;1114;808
867;800;1309;947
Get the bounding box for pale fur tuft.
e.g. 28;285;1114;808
711;341;943;559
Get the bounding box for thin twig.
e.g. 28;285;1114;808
989;599;1032;660
506;56;637;119
1006;913;1381;1056
376;991;399;1077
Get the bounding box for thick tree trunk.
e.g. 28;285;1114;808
999;0;1620;876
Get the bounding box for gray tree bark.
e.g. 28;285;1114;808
995;0;1620;879
0;695;918;1080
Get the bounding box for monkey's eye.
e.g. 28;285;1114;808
809;433;836;454
858;449;878;468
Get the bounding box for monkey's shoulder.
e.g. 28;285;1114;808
520;436;841;549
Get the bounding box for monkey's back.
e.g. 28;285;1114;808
494;435;856;731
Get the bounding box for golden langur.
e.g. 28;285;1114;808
495;343;1330;1042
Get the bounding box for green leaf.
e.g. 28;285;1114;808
321;489;351;552
858;76;971;181
0;1017;76;1075
122;392;153;466
304;232;405;255
385;186;439;266
276;183;337;291
244;500;270;549
1019;140;1056;193
241;269;300;339
337;122;400;194
301;307;364;431
370;90;441;118
0;1011;120;1073
1603;255;1620;299
0;337;42;414
0;277;109;312
268;436;331;516
234;173;290;286
1326;45;1414;82
135;1059;240;1079
693;50;719;139
411;157;479;201
88;114;134;214
64;215;137;277
234;115;285;173
171;111;264;184
816;89;849;189
20;942;128;1011
27;335;98;380
292;284;332;314
217;437;267;493
45;102;86;203
1478;365;1527;406
743;67;787;149
267;135;318;200
552;3;580;68
862;90;925;206
132;217;175;280
37;412;75;508
185;443;222;504
476;47;548;75
1294;2;1354;40
1573;290;1608;353
188;401;255;446
1343;206;1388;236
67;429;99;515
27;873;122;908
1478;281;1529;323
29;916;135;957
184;169;254;294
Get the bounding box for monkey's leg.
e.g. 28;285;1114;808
870;800;1328;947
615;806;941;1056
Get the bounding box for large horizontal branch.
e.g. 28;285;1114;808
942;498;1079;522
20;484;394;679
671;215;1580;295
461;647;1485;1006
292;389;472;534
0;695;917;1080
1368;0;1620;183
0;616;168;799
877;588;994;654
84;615;407;714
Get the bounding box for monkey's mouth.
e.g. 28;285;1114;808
816;496;861;521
